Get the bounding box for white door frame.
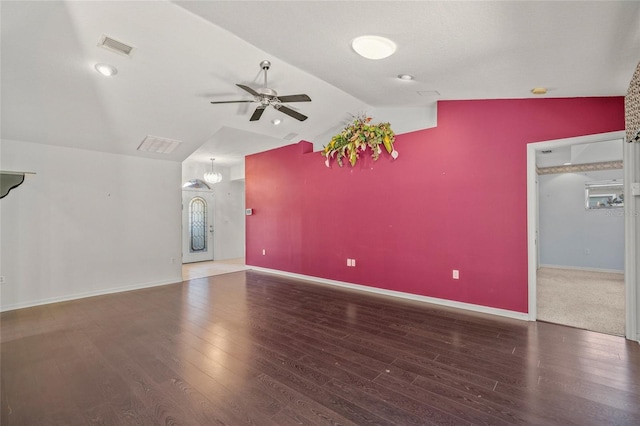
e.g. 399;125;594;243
526;130;637;341
623;135;638;342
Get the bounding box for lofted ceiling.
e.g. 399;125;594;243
2;1;639;169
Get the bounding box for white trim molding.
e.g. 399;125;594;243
624;134;639;342
0;276;183;313
539;264;624;275
248;266;529;321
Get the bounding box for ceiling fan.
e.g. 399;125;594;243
210;60;311;122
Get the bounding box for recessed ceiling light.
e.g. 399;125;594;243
95;63;117;76
351;35;396;60
271;118;281;125
531;87;547;95
397;74;414;81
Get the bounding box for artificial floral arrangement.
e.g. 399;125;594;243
322;114;398;167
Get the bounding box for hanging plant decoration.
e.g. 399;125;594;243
322;114;398;167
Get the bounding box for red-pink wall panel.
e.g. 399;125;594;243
245;97;624;313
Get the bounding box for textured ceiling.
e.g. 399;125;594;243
178;1;640;104
2;1;639;168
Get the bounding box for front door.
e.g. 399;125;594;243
182;190;214;263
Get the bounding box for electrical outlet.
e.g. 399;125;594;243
584;248;590;255
0;276;5;285
452;270;459;280
170;257;176;264
352;259;356;267
347;259;351;266
262;249;266;255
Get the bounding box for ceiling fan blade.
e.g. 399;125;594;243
275;104;308;121
276;94;311;103
236;84;259;96
210;100;254;104
250;106;266;121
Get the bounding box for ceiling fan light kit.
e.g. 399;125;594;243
210;60;311;122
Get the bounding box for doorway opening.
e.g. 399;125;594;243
527;131;636;339
182;258;248;281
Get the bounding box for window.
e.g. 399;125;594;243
189;197;208;252
585;180;623;210
182;179;211;190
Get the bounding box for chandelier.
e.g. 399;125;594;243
203;158;222;184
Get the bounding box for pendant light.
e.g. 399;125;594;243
203;158;222;184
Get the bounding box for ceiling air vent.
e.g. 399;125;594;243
417;90;441;97
137;136;182;154
283;132;299;141
98;35;134;57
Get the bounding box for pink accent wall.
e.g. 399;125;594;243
245;98;624;313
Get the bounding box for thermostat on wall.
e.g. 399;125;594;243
245;208;253;216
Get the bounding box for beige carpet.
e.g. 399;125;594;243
537;267;625;336
182;258;249;280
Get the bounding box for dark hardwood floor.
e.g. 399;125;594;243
2;270;639;425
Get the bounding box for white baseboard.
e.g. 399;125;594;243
248;266;529;321
0;275;183;312
539;264;624;274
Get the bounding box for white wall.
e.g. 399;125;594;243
539;169;624;271
181;159;245;260
0;139;183;311
212;180;246;260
